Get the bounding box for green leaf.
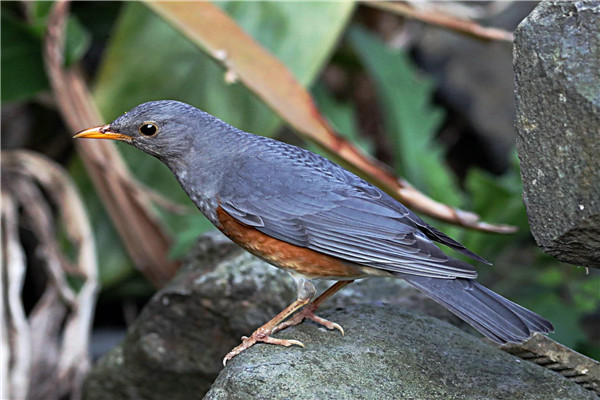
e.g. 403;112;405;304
94;1;355;132
312;84;373;155
27;2;54;36
25;2;92;66
1;14;49;102
94;2;276;133
348;27;459;207
461;152;530;258
64;15;92;67
215;2;354;89
1;3;93;103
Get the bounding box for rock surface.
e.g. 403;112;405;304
514;1;600;267
83;232;462;400
206;304;594;400
83;232;596;399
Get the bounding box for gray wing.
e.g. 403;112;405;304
219;143;484;280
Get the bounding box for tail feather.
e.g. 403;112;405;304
399;274;553;343
420;225;492;265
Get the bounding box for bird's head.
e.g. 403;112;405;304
74;100;210;162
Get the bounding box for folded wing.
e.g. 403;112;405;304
221;189;478;280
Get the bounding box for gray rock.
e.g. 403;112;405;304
205;304;594;400
514;1;600;267
84;232;596;399
83;232;294;399
83;232;460;400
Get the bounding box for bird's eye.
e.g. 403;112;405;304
139;122;158;137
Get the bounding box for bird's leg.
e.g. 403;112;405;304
223;278;316;365
272;280;354;335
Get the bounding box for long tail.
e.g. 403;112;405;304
398;274;553;343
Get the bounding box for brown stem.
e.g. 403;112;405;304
366;1;514;42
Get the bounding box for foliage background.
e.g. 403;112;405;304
2;1;598;361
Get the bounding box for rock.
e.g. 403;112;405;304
514;2;600;267
498;333;600;395
83;232;294;399
84;232;596;399
205;304;594;400
83;232;460;400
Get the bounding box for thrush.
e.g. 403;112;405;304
75;100;553;365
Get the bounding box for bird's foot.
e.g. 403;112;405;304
271;303;345;335
223;327;304;366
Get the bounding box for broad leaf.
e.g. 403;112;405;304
349;27;460;208
1;4;92;103
1;15;48;102
461;154;529;258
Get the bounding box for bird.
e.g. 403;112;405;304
75;100;553;365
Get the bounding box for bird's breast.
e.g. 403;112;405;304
186;189;219;225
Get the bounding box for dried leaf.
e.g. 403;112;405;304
1;192;31;399
366;1;514;42
2;149;100;400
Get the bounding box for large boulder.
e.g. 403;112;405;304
83;233;595;399
206;304;594;400
514;1;600;267
83;232;458;400
83;232;294;399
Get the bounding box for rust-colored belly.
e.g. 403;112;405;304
216;206;364;279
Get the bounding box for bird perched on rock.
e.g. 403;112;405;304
75;100;553;365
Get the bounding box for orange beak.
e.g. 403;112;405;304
73;125;132;142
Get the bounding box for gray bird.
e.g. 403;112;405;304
75;100;553;364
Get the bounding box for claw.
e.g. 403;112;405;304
284;339;305;348
272;305;345;337
222;282;351;365
331;322;344;336
261;336;305;348
223;332;305;366
307;313;345;335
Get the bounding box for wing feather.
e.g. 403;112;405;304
221;190;478;279
217;147;484;279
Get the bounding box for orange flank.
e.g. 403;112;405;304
216;206;364;280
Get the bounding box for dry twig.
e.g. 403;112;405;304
366;1;515;42
1;192;31;400
1;150;99;400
